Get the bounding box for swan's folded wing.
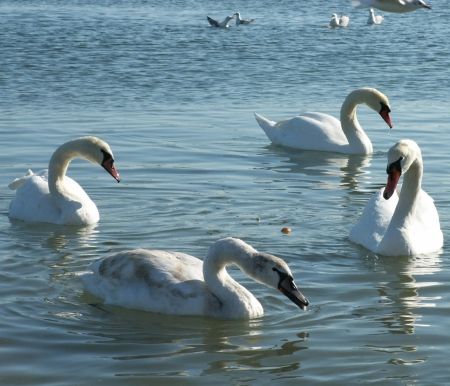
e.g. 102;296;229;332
349;188;398;251
81;249;208;315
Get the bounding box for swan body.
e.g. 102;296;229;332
234;12;255;25
330;14;350;28
255;88;392;154
368;8;384;24
8;136;120;226
349;140;443;256
353;0;431;13
81;237;309;319
207;15;235;28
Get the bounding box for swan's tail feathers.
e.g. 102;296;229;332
255;112;279;143
8;169;35;190
255;111;277;132
352;0;370;8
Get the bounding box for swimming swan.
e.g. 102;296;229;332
255;88;392;154
353;0;431;13
81;237;309;319
349;140;443;256
8;136;120;226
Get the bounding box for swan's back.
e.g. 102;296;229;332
81;249;213;316
9;170;99;225
255;111;348;151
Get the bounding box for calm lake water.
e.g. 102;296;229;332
1;0;450;385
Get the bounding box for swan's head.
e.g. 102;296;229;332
251;252;309;310
360;88;393;129
415;0;431;9
383;139;421;199
80;136;121;183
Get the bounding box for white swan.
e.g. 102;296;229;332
329;14;350;28
234;12;255;25
207;15;235;28
349;139;443;256
8;136;120;226
81;237;309;319
353;0;431;13
367;8;384;24
255;88;392;154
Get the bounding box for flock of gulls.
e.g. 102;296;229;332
206;0;432;30
331;0;431;27
6;0;439;319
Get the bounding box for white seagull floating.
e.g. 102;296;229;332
329;13;350;28
367;8;384;24
353;0;431;13
349;139;443;256
207;15;235;28
234;12;255;25
81;237;309;319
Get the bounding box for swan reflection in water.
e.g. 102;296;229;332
365;251;442;335
7;218;100;252
260;145;372;192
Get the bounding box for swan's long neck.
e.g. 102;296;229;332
340;90;373;154
391;158;423;227
48;139;90;200
203;240;263;318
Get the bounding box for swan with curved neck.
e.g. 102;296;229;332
349;140;443;256
254;87;392;154
9;136;120;225
81;237;309;319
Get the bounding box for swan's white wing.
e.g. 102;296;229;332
81;249;212;315
402;190;443;254
8;172;62;223
349;188;398;252
8;171;98;225
271;112;348;151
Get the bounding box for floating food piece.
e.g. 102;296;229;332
281;227;291;234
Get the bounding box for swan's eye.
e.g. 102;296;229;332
101;149;114;162
273;267;289;289
386;157;403;174
380;102;391;114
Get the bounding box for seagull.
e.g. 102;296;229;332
353;0;431;13
367;8;384;24
207;15;235;28
234;12;255;25
329;14;350;28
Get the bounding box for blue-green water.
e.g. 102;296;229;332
1;1;450;385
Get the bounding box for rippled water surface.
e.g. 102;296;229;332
1;1;450;385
